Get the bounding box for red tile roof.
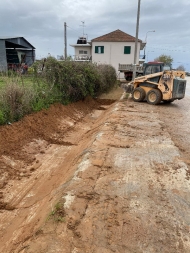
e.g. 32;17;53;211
91;29;142;42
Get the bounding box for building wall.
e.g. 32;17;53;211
91;41;141;72
74;46;92;56
0;40;7;71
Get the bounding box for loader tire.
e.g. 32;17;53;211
132;87;146;102
146;89;162;105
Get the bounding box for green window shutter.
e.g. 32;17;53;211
124;46;131;54
95;46;104;53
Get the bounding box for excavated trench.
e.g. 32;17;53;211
0;97;116;210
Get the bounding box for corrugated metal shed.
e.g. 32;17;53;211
0;37;35;71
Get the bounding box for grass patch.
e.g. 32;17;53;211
47;201;66;223
125;93;130;99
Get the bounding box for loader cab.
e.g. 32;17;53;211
143;62;171;74
143;62;171;83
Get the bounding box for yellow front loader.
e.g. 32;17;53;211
128;70;186;105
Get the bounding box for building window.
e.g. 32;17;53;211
124;46;131;54
95;46;104;54
79;50;88;54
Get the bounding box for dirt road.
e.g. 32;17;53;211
0;85;190;253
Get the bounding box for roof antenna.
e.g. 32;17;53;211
80;21;85;38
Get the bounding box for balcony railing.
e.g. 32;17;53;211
73;55;92;61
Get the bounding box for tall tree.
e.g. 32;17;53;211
154;54;173;65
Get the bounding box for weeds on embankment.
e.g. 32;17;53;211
0;57;117;125
47;201;66;223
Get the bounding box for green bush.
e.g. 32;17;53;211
32;58;117;102
95;64;117;95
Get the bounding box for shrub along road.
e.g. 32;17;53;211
0;85;190;253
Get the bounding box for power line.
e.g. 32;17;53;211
147;46;190;53
66;25;79;33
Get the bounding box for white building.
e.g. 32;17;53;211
70;37;92;62
70;29;145;74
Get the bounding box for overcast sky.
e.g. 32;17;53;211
1;0;190;70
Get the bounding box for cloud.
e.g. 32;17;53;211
1;0;190;69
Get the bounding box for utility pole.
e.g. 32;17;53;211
64;22;67;60
132;0;141;80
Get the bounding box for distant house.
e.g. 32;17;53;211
91;29;145;72
70;29;145;74
0;37;35;71
70;37;92;62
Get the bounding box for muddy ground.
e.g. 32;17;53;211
0;84;190;253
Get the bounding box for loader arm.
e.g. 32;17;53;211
133;72;163;89
134;72;163;82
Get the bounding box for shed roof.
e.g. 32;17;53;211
91;29;142;43
0;37;35;49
